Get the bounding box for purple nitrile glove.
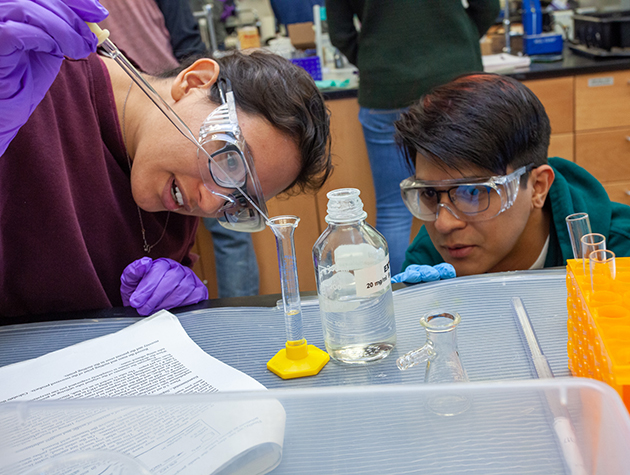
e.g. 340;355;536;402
391;263;456;284
121;257;209;316
0;0;109;156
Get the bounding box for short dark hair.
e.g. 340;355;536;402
161;50;332;194
394;73;551;176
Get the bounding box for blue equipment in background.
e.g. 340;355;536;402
522;0;564;55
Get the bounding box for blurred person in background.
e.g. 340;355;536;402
100;0;206;74
326;0;501;274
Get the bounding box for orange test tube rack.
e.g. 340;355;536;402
566;257;630;411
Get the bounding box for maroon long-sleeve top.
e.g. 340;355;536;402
0;54;198;322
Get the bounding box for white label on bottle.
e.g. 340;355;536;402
355;257;391;298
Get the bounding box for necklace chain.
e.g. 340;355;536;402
122;82;170;254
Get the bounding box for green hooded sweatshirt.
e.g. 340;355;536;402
326;0;501;109
403;157;630;270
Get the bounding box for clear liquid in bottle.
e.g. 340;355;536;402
313;189;397;364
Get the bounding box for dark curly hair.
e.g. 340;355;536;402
395;73;551;177
161;50;332;194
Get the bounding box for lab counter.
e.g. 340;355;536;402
507;46;630;81
320;46;630;100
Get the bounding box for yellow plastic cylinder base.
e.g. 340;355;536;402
267;339;329;380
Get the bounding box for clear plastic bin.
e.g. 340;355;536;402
2;379;630;474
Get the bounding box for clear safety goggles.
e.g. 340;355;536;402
400;165;532;222
197;78;269;232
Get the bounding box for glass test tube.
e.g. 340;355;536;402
566;212;592;260
590;249;616;292
268;216;305;344
581;233;606;274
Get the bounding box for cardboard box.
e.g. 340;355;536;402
287;22;316;50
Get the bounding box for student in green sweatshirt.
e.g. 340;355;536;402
394;73;630;279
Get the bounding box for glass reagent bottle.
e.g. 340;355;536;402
312;188;397;364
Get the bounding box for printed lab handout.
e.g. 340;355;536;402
0;310;286;474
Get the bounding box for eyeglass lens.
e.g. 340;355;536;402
420;185;492;215
209;141;248;188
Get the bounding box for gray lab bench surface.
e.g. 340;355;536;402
5;269;630;475
0;269;571;387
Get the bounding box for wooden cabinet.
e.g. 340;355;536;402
525;70;630;202
316;98;376;233
575;128;630;182
575;70;630;131
573;70;630;199
602;181;630;207
548;133;574;160
522;76;575;162
523;76;574;134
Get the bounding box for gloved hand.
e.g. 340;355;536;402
0;0;109;155
121;257;209;316
391;263;456;284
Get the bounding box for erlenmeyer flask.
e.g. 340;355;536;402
397;312;470;415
